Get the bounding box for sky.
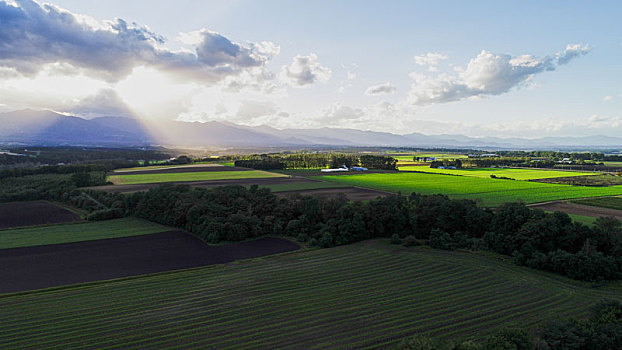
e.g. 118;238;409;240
0;0;621;138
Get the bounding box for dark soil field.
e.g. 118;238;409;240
276;186;391;201
93;176;320;193
0;232;299;293
0;201;81;229
112;164;251;175
531;174;622;186
529;201;622;221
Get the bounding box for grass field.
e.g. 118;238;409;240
571;196;622;211
315;172;622;207
0;218;170;249
398;166;598;180
107;170;287;185
1;240;619;349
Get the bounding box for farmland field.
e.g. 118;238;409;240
107;170;287;185
93;176;318;193
112;164;250;175
571;196;622;211
260;181;350;192
315;172;622;206
0;201;81;229
531;201;622;222
0;233;299;293
398;166;598;180
0;218;169;250
1;240;619;349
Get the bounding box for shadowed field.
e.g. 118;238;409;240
1;240;619;349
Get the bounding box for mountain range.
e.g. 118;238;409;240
1;109;622;150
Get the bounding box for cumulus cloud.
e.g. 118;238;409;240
365;82;397;96
0;0;278;83
408;45;590;105
414;53;448;72
556;44;590;65
68;89;135;118
280;53;332;86
319;103;364;122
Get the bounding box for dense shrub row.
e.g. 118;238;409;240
393;299;622;350
74;184;622;282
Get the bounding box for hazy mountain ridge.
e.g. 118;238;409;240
1;110;621;149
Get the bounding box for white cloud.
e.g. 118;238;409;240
280;53;332;86
556;44;590;65
365;82;397;96
603;95;613;101
414;53;448;71
0;0;277;84
408;45;589;105
69;89;135;118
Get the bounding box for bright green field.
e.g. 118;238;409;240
0;218;170;249
107;170;287;185
398;166;598;180
1;240;619;349
571;196;622;211
316;172;622;207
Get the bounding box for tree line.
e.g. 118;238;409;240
63;184;622;282
234;153;397;170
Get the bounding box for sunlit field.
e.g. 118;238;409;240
398;166;598;180
107;170;287;185
316;172;622;207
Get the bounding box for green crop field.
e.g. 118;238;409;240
315;172;622;207
1;240;619;349
107;170;287;185
0;218;171;250
571;196;622;211
398;166;598;180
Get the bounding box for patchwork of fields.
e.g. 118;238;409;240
107;170;287;185
398;166;598;180
1;240;619;349
316;172;622;207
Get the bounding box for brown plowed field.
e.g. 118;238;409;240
276;186;391;201
92;176;320;193
0;232;299;293
112;165;251;175
0;201;81;230
529;201;622;221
